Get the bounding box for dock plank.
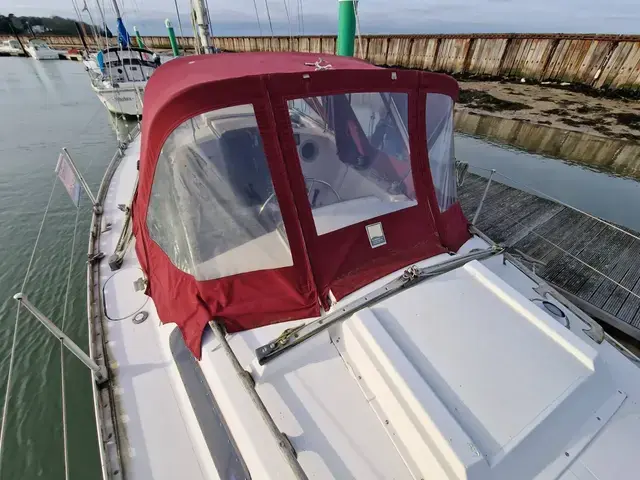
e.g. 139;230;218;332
559;228;634;295
615;272;640;324
480;189;541;240
493;198;564;246
588;240;640;309
599;241;640;315
475;183;533;234
458;172;640;339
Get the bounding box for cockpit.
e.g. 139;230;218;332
134;52;467;356
148;90;455;283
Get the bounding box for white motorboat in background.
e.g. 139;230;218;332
84;46;159;116
0;39;24;56
24;39;60;60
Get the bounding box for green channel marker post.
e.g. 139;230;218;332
337;0;357;57
133;26;145;49
165;19;180;57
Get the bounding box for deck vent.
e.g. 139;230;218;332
533;299;569;328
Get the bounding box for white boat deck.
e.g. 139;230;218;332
98;132;640;479
98;137;216;479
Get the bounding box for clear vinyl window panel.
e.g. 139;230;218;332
147;104;293;281
287;92;416;235
426;93;457;211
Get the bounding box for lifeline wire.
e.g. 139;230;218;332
58;196;82;480
0;178;58;477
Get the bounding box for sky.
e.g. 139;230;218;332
1;0;639;37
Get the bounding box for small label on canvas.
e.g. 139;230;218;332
366;222;387;248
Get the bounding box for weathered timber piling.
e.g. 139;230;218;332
2;33;639;92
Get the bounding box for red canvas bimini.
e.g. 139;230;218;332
132;52;470;357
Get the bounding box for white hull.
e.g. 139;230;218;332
25;46;59;60
85;57;640;479
93;84;145;116
0;40;23;56
89;130;640;479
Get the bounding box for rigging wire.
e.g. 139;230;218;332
263;0;275;50
264;0;275;38
0;178;58;477
298;0;304;35
251;0;263;36
352;0;363;57
498;209;640;303
59;201;82;480
283;0;293;45
81;0;103;50
95;0;108;39
71;0;95;52
173;0;187;42
71;0;85;29
472;166;640;243
204;0;215;51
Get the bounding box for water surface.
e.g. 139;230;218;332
0;57;127;479
456;134;640;232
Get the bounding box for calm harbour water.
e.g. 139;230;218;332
0;57;129;479
0;56;639;480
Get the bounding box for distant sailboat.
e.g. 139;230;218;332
82;0;160;116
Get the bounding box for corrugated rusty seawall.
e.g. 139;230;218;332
2;33;640;92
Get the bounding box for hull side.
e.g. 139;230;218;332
94;85;145;117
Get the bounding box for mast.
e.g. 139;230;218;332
337;0;357;57
94;0;109;45
191;0;212;54
110;0;123;18
81;2;102;50
74;21;89;51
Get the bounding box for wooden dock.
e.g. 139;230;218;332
459;173;640;341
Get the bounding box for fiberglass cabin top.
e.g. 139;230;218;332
133;52;469;356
